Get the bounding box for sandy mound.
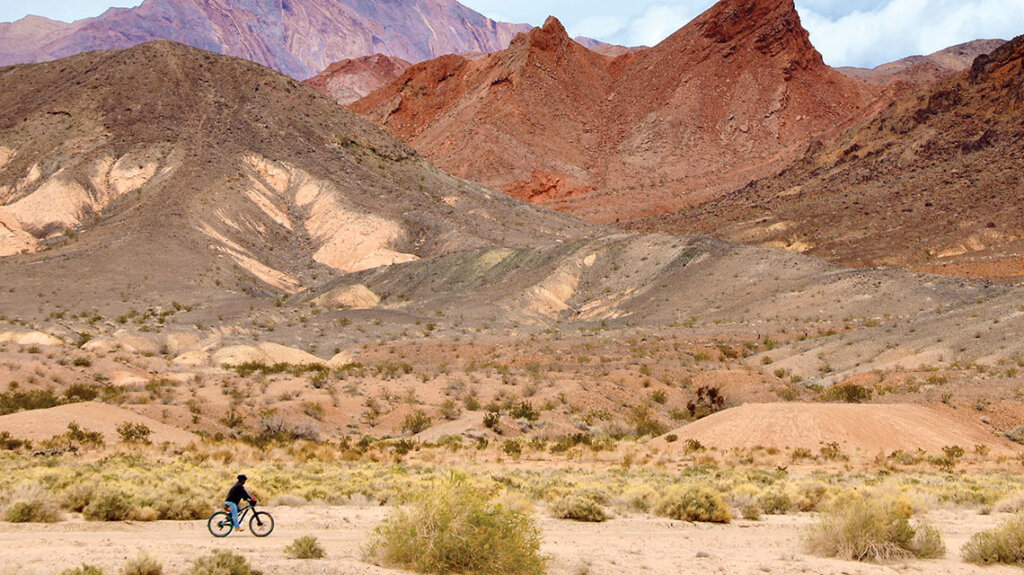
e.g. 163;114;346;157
657;403;1022;456
0;330;63;346
0;402;199;446
212;343;324;366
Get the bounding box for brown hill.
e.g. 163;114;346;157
0;41;595;315
654;403;1021;456
352;0;880;223
0;0;529;79
839;39;1006;87
305;54;411;105
639;34;1024;281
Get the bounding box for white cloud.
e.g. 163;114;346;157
800;0;1024;67
611;2;707;47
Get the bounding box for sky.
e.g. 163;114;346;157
0;0;1021;68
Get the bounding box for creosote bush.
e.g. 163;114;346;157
962;513;1024;565
549;493;609;522
188;550;261;575
83;489;132;521
121;551;163;575
366;476;544;575
805;497;945;561
653;485;731;523
285;535;326;559
4;498;62;523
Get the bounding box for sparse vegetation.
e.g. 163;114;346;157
367;476;544;575
653;485;731;523
121;551;163;575
284;535;326;559
188;550;260;575
805;497;944;561
549;493;609;522
962;514;1024;565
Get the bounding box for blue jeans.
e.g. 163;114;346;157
225;501;240;528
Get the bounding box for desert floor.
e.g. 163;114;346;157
0;505;1019;575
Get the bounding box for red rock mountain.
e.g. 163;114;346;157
305;54;411;105
352;0;880;222
639;35;1024;281
0;0;529;79
839;39;1006;87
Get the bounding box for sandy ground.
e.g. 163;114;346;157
0;505;1019;575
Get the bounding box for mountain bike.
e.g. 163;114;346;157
208;500;274;537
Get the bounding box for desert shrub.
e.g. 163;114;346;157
65;383;100;401
0;388;62;414
502;439;523;458
61;483;98;512
188;550;260;575
285;535;326;559
366;476;544;575
116;422;152;444
66;421;105;448
83;489;132;521
121;551;163;575
820;383;872;403
653;485;731;523
549;494;608;522
740;503;762;520
508;401;539;421
483;410;501;432
805;497;945;561
152;483;208;520
4;498;62;523
962;514;1024;565
0;430;30;451
402;410;433;435
59;565;104;575
758;490;793;515
627;405;669;438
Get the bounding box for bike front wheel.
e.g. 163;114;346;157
249;511;274;537
208;511;233;537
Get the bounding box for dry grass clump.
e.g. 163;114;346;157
653;484;731;523
83;489;132;521
4;497;62;523
366;476;545;575
805;497;945;561
549;493;609;522
962;514;1024;565
285;535;326;559
188;550;261;575
3;484;62;523
121;551;163;575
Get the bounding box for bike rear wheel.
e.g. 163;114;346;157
250;511;274;537
208;511;233;537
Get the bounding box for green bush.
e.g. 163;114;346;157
188;550;261;575
121;551;163;575
962;514;1024;565
805;497;945;561
549;494;608;522
116;422;152;444
83;489;132;521
367;476;544;575
758;490;793;515
59;565;104;575
402;410;433;435
153;483;208;520
4;498;62;523
284;535;326;559
653;485;731;523
820;383;872;403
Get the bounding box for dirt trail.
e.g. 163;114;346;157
0;506;1017;574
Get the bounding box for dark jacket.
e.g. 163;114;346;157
226;482;254;504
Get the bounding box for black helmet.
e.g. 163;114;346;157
237;474;247;482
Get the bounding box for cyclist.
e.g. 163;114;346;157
224;474;256;532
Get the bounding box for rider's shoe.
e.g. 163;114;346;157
235;527;245;532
